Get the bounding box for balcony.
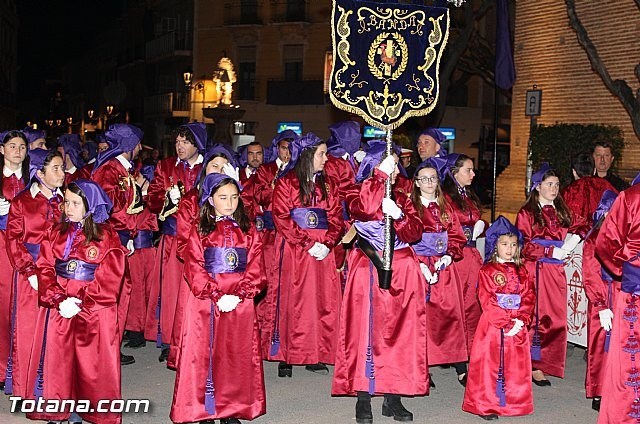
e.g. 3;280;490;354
145;31;193;61
271;1;309;23
266;80;324;105
224;1;263;25
144;92;190;117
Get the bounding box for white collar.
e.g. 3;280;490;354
244;167;253;178
175;154;204;168
3;166;22;179
496;257;515;264
342;153;350;161
87;158;96;165
420;196;437;206
538;200;555;208
116;155;132;170
276;158;288;170
66;165;77;174
30;182;58;200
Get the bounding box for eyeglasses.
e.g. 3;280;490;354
415;176;439;184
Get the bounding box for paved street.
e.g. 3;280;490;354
1;343;598;423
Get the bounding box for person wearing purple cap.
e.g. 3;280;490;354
462;216;535;420
2;149;64;399
238;141;264;184
410;157;469;385
26;180;125;424
516;163;589;385
170;173;265;424
415;127;446;161
145;122;205;362
57;134;86;185
0;130;29;390
92;123;144;366
22;127;47;150
581;190;617;412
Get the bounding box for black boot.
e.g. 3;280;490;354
479;414;499;420
124;331;146;348
382;394;413;422
429;373;435;388
356;391;373;424
158;347;169;362
120;351;135;365
305;363;329;374
221;419;241;424
454;362;468;387
592;397;601;411
278;362;292;377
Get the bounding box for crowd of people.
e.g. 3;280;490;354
0;122;632;424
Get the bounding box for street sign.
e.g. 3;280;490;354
525;89;542;116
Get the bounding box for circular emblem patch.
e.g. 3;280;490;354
435;237;446;254
256;216;264;231
494;272;507;286
223;248;239;271
305;210;319;229
368;32;408;81
67;260;78;273
87;246;99;260
463;227;472;240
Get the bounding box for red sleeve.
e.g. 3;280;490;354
175;191;198;261
92;164;134;232
582;235;609;311
272;177;315;251
595;190;633;277
6;196;36;277
235;226;265;299
184;225;223;301
477;265;513;329
517;267;536;326
445;205;466;261
322;181;345;248
393;190;424;244
146;159;169;214
36;229;66;309
345;170;387;221
516;208;554;261
253;164;276;209
87;231;126;307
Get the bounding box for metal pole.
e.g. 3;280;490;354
492;84;499;222
380;129;393;290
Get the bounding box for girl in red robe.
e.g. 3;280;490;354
27;180;126;424
0;130;29;391
332;140;426;424
269;133;343;376
516;163;588;383
171;173;265;424
462;216;535;420
410;157;468;380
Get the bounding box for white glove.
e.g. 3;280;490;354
429;272;439;285
58;297;82;319
382;198;403;220
126;239;135;256
308;242;321;258
353;150;366;163
314;243;330;261
434;255;452;271
222;163;240;182
599;309;614;331
562;233;581;252
505;318;525;337
217;294;241;313
419;263;432;281
377;155;396;177
28;275;38;291
169;186;181;204
472;220;485;241
551;246;569;261
0;199;10;216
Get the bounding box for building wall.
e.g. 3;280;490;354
0;0;17;129
496;0;640;220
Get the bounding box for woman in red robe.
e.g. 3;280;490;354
594;184;640;424
5;149;64;398
27;180;125;424
462;216;535;420
516;163;588;383
171;173;265;424
269;133;343;376
332;140;426;424
410;157;469;378
582;190;617;412
0;130;29;391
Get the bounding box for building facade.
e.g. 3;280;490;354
0;0;17;129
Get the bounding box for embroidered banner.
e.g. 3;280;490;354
330;0;450;130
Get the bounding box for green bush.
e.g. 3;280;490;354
530;123;624;186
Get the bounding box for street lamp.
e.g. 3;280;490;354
183;71;193;87
88;109;95;120
106;105;114;115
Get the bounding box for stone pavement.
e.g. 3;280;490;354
0;343;598;423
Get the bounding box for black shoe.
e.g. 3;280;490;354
278;362;292;377
122;330;131;341
120;351;135;365
356;392;373;424
199;421;216;424
429;373;435;388
0;380;4;391
480;414;499;421
592;397;601;411
221;419;241;424
458;373;467;387
382;394;413;422
305;363;329;374
158;347;169;362
532;377;551;387
124;331;146;348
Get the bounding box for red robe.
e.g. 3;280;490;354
144;156;202;346
446;193;484;351
5;185;62;398
583;229;616;399
332;170;428;396
269;172;343;364
516;205;588;377
462;262;535;417
562;176;617;226
76;161;95;181
27;223;125;424
415;199;469;365
594;185;640;424
170;221;265;423
0;172;26;384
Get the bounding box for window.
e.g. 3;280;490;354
286;0;305;21
283;44;303;81
240;0;259;24
238;46;257;100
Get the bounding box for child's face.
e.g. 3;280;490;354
205;156;228;175
64;190;86;223
208;182;239;217
536;176;560;203
415;167;439;197
496;235;519;261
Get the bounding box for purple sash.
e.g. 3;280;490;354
290;207;328;230
532;239;564;265
117;231;132;247
54;259;98;281
354;220;409;251
134;230;154;249
412;231;448;257
161;216;177;236
622;260;640;294
496;293;521;310
461;225;476;247
260;211;275;231
24;242;41;262
204;247;247;275
341;200;350;222
0;214;7;231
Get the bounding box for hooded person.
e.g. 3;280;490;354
58;134;86;185
237;141;265;184
91;123;145;366
415;127;447;161
462;216;535;419
26;179;126;424
332;138;428;423
145;122;206;362
23;127;47;150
